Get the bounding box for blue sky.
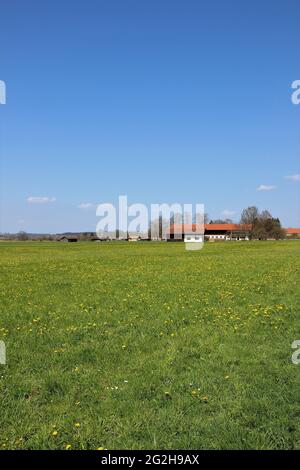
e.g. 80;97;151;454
0;0;299;233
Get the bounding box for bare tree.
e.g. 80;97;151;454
260;210;272;221
170;213;184;225
210;218;233;224
240;207;285;240
17;231;28;241
193;213;209;224
149;216;170;240
240;206;260;225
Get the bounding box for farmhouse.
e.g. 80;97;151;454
205;224;252;240
57;236;78;243
167;224;252;241
285;228;300;238
167;224;204;243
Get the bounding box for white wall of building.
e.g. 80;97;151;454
184;234;204;243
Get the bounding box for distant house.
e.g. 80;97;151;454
57;236;78;243
285;228;300;238
167;224;204;244
205;224;252;241
128;235;142;242
167;224;252;242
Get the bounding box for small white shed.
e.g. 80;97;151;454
184;232;204;251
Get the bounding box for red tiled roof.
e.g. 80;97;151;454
167;224;201;234
285;228;300;234
205;224;252;231
167;224;252;234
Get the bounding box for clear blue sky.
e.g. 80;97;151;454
0;0;299;233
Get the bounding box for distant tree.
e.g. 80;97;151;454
78;232;96;241
241;207;285;240
251;219;267;240
192;213;209;224
260;210;272;221
240;206;260;225
17;231;28;241
210;218;233;224
264;217;285;239
149;215;170;239
170;213;184;225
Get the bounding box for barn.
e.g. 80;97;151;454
285;228;300;238
167;224;252;241
204;224;252;241
57;236;78;243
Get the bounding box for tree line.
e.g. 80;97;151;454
239;206;285;240
1;206;287;241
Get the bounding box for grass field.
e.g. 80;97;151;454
0;240;300;450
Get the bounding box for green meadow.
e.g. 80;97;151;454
0;240;300;450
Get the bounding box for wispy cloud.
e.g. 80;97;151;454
27;196;56;204
0;80;6;105
78;203;95;210
257;185;276;191
221;209;236;218
286;174;300;182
